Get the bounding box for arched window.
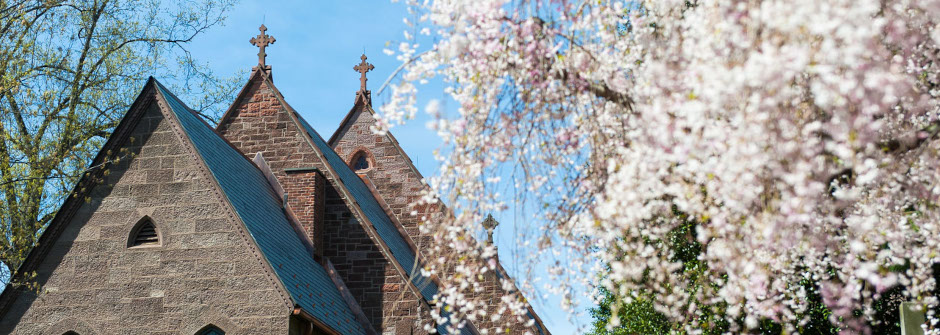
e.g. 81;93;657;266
63;332;79;335
196;325;225;335
349;150;372;172
128;216;160;248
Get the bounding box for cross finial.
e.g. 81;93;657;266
482;214;499;244
353;54;374;91
249;24;276;68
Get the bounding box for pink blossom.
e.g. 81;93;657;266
381;0;940;333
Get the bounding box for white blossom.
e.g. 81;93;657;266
384;0;940;333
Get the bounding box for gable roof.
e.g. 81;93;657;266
326;94;550;335
297;117;438;296
153;81;367;335
217;69;264;128
246;75;473;335
326;97;367;146
0;81;163;320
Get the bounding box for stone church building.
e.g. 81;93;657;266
0;26;548;335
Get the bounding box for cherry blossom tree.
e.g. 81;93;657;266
382;0;940;333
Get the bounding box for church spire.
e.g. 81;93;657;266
353;54;374;105
250;24;276;73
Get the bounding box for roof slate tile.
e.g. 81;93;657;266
155;81;366;335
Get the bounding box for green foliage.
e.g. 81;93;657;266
588;286;670;335
589;214;730;334
588;211;940;334
793;272;841;335
590;210;845;334
0;0;240;286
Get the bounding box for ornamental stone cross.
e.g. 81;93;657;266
482;214;499;244
353;54;374;91
249;24;276;68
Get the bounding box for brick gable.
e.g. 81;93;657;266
329;104;548;334
328;106;432;244
216;75;433;334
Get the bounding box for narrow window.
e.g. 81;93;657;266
350;150;371;172
196;325;225;335
128;216;160;248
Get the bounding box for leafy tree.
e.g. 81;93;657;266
589;216;733;335
388;0;940;331
0;0;239;285
589;285;671;335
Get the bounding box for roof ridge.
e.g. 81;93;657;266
217;69;267;129
154;82;367;335
323;89;550;335
255;76;475;334
152;80;259;167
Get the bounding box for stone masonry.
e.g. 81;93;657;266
330;104;538;333
330;105;433;245
217;76;431;334
0;46;550;333
321;186;426;334
0;102;289;335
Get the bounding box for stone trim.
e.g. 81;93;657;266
180;309;246;335
0;82;159;319
345;146;375;173
44;317;99;335
125;215;163;249
251;153;286;200
216;69;265;129
152;87;297;314
326;103;362;146
283;167;319;173
179;309;242;335
327;104;425;183
260;76;433;308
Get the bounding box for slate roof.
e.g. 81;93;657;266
324;96;549;335
294;111;472;335
155;81;366;335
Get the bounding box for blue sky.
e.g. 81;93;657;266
183;1;590;333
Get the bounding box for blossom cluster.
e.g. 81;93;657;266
383;0;940;333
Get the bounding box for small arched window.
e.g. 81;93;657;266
196;325;225;335
128;216;160;248
349;150;372;172
63;332;79;335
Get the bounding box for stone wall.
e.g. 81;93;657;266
330;106;539;333
217;78;431;334
321;185;429;335
330;107;431;245
0;103;289;334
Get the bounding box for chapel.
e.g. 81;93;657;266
0;26;548;335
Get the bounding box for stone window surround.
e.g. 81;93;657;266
126;215;163;249
346;147;375;173
44;318;97;335
195;324;225;335
181;310;241;335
